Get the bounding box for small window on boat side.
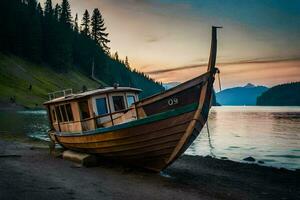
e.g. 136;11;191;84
112;96;125;111
55;106;62;122
59;105;68;122
79;101;90;119
126;95;135;107
96;98;108;115
65;104;74;121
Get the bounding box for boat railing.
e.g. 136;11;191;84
55;106;137;132
102;107;135;118
48;89;73;100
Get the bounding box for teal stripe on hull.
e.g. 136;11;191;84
58;103;198;137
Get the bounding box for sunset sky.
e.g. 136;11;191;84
43;0;300;88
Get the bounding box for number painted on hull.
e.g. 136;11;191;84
168;98;178;106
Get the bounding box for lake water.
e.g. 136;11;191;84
186;106;300;170
0;107;299;170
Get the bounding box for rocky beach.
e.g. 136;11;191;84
0;136;299;200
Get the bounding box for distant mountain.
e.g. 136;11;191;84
216;83;268;106
163;82;181;90
257;82;300;106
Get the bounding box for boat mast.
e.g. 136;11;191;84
207;26;222;72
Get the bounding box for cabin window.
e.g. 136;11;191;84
126;95;135;107
60;105;68;122
65;104;74;121
96;98;108;115
112;96;126;111
79;101;90;119
55;106;63;122
55;104;74;122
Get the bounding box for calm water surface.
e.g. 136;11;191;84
0;107;299;170
186;106;300;170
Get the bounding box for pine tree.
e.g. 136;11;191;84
60;0;72;27
44;0;53;18
37;3;43;17
23;0;42;62
114;52;119;61
27;0;37;13
81;10;90;36
54;4;61;21
91;8;110;53
74;13;79;32
125;56;130;69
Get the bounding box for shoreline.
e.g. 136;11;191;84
0;136;299;200
0;101;46;111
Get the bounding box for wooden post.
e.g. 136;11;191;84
58;120;61;132
106;93;114;126
46;106;54;130
134;98;139;120
124;92;128;108
93;112;97;128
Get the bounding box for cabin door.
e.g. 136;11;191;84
95;98;108;115
94;97;109;127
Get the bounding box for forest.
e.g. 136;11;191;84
256;82;300;106
0;0;164;98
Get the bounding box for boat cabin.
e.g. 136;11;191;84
44;87;141;133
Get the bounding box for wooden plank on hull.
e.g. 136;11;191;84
59;126;187;149
87;140;179;156
57;110;195;144
62;132;183;154
57;119;191;145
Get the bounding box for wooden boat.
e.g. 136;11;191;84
44;26;222;172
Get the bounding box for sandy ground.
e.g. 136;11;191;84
0;138;299;200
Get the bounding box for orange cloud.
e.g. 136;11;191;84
148;59;300;88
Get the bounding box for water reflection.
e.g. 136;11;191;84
186;106;300;170
206;120;216;158
0;110;50;141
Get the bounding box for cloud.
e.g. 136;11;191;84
147;64;207;75
146;57;300;75
146;37;159;43
144;33;170;43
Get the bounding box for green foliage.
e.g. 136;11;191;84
256;82;300;106
60;0;72;28
53;4;61;21
37;3;43;16
74;13;79;33
0;0;164;102
91;8;110;54
0;54;99;108
44;0;53;18
81;10;90;36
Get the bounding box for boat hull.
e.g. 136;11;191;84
53;109;197;171
51;72;214;171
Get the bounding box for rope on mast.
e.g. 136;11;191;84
217;69;222;92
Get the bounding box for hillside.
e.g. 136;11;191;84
0;54;102;109
256;82;300;106
216;83;268;106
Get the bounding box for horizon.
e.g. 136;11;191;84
40;0;300;88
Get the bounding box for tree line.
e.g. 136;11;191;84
256;82;300;106
0;0;164;98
